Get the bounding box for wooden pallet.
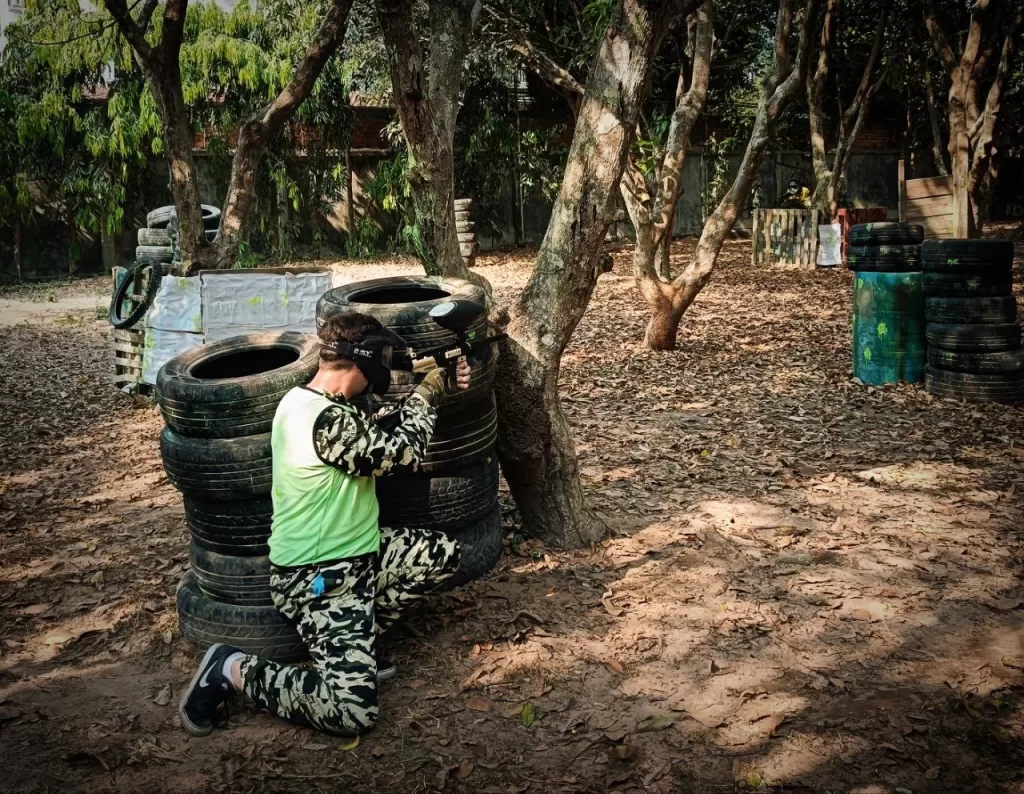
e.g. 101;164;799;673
111;327;145;388
751;208;821;268
109;267;147;390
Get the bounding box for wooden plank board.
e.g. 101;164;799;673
906;175;953;200
906;197;955;219
919;215;955;239
112;341;144;355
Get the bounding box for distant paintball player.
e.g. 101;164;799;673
178;312;469;737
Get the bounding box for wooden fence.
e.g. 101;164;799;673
898;160;954;239
751;208;821;268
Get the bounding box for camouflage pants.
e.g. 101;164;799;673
239;526;460;736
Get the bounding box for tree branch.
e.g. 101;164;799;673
509;39;584;97
923;59;949;175
137;0;159;35
249;0;355;138
160;0;188;61
969;6;1023;192
922;0;957;75
773;0;795;85
101;0;154;64
841;0;888;131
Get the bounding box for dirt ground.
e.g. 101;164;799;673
1;239;1022;794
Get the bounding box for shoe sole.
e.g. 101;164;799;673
179;643;225;737
377;666;397;682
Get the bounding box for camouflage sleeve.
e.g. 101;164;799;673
313;397;437;477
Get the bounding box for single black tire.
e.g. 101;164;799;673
377;455;499;531
317;276;488;350
205;228;218;242
177;571;306;661
419;396;497;473
201;205;222;231
921;239;1014;272
136;245;174;265
849;222;924;246
148;204;221;230
189;543;272;606
184;495;272;557
147;205;176;228
921;270;1013;298
443;504;503;587
927;347;1024;375
138;228;171;246
157;332;320;438
846;246;921;272
925;296;1018;324
109;259;163;329
925;322;1022;353
924;366;1024;404
161;429;272;501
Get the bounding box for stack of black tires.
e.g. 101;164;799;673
922;239;1023;404
317;276;503;586
140;203;221;270
159;332;321;661
846;222;925;272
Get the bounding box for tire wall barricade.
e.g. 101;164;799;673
160;276;505;660
920;239;1022;404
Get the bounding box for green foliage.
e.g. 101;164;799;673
1;0;354;259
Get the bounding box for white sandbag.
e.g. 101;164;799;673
146;275;202;333
142;328;203;385
201;272;288;339
817;223;842;267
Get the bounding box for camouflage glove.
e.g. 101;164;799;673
412;367;450;407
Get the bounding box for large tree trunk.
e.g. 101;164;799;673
924;0;1022;237
621;2;714;350
645;0;822;345
377;0;479;280
494;0;698;547
104;0;354;270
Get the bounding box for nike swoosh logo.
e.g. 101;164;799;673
198;664;215;688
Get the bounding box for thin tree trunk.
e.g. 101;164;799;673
104;0;354;270
807;0;887;216
345;146;355;238
621;2;713;350
671;0;822;317
494;0;698;547
923;61;949;176
13;218;22;283
376;0;479;280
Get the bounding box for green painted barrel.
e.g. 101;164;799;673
852;271;925;384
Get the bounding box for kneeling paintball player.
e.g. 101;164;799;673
178;312;470;737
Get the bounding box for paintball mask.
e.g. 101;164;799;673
332;327;407;395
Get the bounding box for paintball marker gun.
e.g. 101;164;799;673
405;300;506;376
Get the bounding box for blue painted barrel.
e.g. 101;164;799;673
852;271;925;384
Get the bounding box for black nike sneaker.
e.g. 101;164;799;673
179;643;239;737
